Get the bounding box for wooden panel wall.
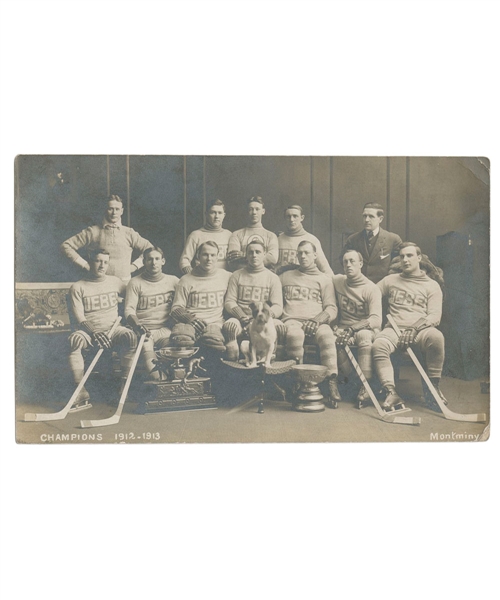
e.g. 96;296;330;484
15;155;489;282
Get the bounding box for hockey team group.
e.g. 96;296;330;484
57;194;449;418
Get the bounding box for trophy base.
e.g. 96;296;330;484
293;400;326;413
138;377;217;414
292;383;326;412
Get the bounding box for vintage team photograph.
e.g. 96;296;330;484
14;155;490;444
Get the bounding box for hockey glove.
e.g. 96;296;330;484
336;327;354;348
93;331;112;349
303;320;320;337
397;328;418;350
192;319;207;336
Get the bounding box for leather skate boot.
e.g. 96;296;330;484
326;374;341;409
69;387;92;412
356;385;370;409
422;377;448;412
381;385;404;411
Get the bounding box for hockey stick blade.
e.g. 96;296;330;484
80;333;146;428
24;317;122;422
344;345;420;426
387;315;487;423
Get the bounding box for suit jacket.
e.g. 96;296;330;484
342;228;403;283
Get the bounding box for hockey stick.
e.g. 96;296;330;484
387;315;487;423
344;345;421;426
24;317;122;422
80;333;146;428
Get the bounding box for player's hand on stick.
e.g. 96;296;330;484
303;320;319;337
336;327;353;347
397;328;417;350
134;324;151;339
93;331;112;349
192;319;207;335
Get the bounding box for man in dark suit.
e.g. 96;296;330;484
342;203;403;283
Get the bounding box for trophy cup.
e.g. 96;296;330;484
138;347;217;414
291;364;328;412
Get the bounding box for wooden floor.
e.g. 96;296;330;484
16;366;490;444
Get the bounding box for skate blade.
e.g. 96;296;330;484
69;402;93;413
382;405;412;416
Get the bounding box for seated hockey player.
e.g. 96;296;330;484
277;205;333;276
333;250;382;407
372;242;447;411
124;246;179;380
280;240;340;408
170;241;231;354
179;199;232;274
226;196;279;271
223;240;284;362
67;248;137;411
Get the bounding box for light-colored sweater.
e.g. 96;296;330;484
280;267;337;323
278;228;334;275
61;220;153;282
69;274;125;332
227;225;279;267
125;272;179;329
179;227;232;271
333;273;382;330
224;265;283;319
378;271;443;328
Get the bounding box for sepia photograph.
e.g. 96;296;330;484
15;155;490;444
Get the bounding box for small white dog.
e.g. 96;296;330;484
241;302;277;368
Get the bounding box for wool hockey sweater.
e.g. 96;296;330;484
333;273;382;330
125;273;179;329
277;228;334;275
227;226;279;266
179;227;232;271
280;267;337;323
61;220;153;281
69;274;126;332
224;265;283;318
172;267;231;325
378;271;443;328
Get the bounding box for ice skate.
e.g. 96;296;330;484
422;377;449;412
381;386;406;412
69;388;92;413
326;375;341;409
356;385;370;409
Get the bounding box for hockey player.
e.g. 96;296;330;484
170;241;231;353
124;247;179;380
280;241;340;408
179;199;232;274
372;242;447;411
67;249;137;411
223;240;284;361
227;196;279;271
277;205;333;276
342;202;403;283
61;195;153;282
333;250;382;406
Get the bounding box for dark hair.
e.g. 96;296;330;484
297;240;316;253
108;194;123;204
196;240;219;259
89;248;110;261
284;204;304;216
342;249;363;263
144;246;164;259
246;240;266;254
399;241;422;256
363;202;384;217
247;196;265;208
207;199;225;212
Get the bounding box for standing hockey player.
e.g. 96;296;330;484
277;205;333;276
333;250;382;407
372;242;447;411
124;247;179;380
67;249;137;411
280;241;340;408
61;195;153;282
170;241;231;353
227;196;279;271
179;199;232;274
223;240;284;361
342;202;403;283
